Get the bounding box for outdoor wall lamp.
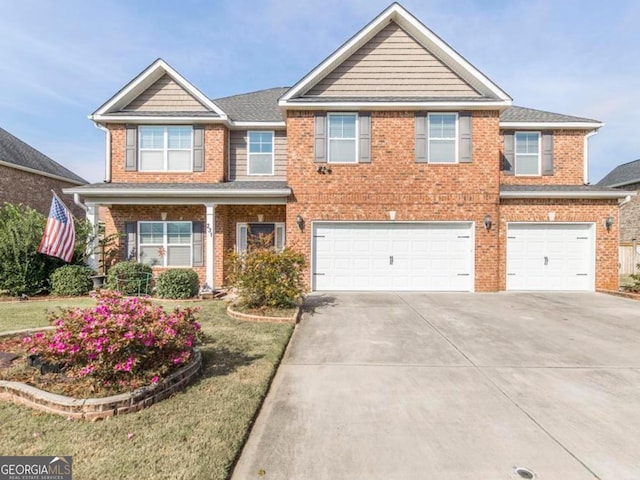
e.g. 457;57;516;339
296;214;305;231
605;215;614;232
483;214;492;231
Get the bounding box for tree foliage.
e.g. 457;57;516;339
0;203;91;295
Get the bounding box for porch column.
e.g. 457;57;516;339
205;203;216;289
85;203;99;271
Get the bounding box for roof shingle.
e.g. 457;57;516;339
597;159;640;187
213;88;289;122
0;128;86;184
500;106;600;124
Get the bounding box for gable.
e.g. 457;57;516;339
303;22;481;98
122;74;208;112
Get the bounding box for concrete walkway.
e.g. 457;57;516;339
232;292;640;480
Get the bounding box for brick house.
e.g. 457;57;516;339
66;3;627;292
598;160;640;273
0;127;86;218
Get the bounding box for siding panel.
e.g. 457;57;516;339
123;74;207;112
304;22;480;98
229;130;287;181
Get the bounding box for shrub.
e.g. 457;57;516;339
0;203;91;296
227;247;305;308
156;269;199;299
24;290;202;388
50;265;94;296
106;261;153;295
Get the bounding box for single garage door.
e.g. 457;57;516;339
312;222;474;291
506;223;595;291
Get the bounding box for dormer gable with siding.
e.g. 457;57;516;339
90;59;229;184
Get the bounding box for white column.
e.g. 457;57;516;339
205;203;216;289
86;203;99;270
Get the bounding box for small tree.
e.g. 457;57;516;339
0;203;90;295
227;243;306;309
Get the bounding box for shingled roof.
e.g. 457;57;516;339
213;87;289;123
598;159;640;187
500;106;600;124
0;127;86;184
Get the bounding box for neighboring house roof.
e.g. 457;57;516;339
213;88;289;123
500;184;632;199
597;159;640;188
0;127;86;184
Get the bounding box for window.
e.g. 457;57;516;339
515;132;540;175
139;126;193;171
236;223;285;252
428;113;457;163
139;221;192;267
328;113;357;163
248;131;274;175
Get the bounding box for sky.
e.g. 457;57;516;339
0;0;638;184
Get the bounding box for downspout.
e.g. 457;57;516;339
73;193;87;213
93;122;111;183
583;130;598;185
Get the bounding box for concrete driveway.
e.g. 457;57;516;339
232;293;640;480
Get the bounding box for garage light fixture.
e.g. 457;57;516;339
296;214;305;231
483;214;492;230
605;215;614;232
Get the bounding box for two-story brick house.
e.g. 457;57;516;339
66;3;626;292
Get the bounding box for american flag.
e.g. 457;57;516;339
38;194;76;262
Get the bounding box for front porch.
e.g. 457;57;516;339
64;182;291;289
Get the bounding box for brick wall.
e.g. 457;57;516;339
286;110;502;291
500;129;586;184
0;164;85;218
499;199;619;290
109;124;227;183
617;182;640;243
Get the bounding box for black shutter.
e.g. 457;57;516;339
192;221;204;267
542;132;554;176
415;113;427;163
125;126;137;171
458;113;472;163
193;126;204;172
358;112;371;163
124;222;137;260
314;113;327;163
502;132;514;175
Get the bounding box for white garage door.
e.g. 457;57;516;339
506;223;594;291
312;222;474;291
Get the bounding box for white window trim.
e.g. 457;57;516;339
427;112;458;164
247;130;275;176
236;222;286;252
327;113;358;164
138;221;193;267
138;126;193;173
514;131;541;176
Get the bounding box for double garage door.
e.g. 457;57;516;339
312;222;474;291
312;222;595;292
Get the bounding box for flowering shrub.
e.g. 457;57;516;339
24;290;202;389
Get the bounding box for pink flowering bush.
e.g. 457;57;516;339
24;290;202;389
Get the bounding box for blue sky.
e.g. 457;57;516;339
0;0;638;184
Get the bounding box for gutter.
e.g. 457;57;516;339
583;130;598;184
0;160;84;185
93;122;111;183
500;190;633;200
73;193;87;213
64;187;292;197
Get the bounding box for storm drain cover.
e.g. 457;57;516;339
514;467;535;479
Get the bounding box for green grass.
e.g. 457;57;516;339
0;297;294;480
0;298;96;331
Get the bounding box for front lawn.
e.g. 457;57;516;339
0;298;294;480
